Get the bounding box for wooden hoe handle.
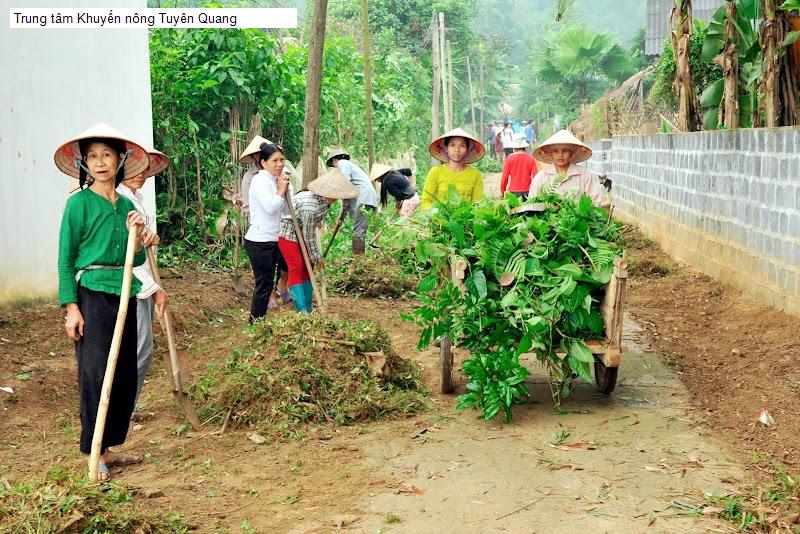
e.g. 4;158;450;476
88;225;137;481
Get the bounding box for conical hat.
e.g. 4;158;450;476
145;148;170;177
428;127;485;164
533;129;592;164
308;169;359;200
509;134;530;149
54;123;149;180
238;135;272;164
368;163;393;182
324;147;350;167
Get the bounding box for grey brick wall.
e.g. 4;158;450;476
585;139;612;178
595;128;800;316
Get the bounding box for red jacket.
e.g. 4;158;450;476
500;152;537;194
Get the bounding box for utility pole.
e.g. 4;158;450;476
360;0;375;169
479;47;485;141
301;0;329;187
446;39;454;130
431;15;441;166
467;56;477;135
438;13;451;131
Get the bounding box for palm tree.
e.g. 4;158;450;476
537;25;634;104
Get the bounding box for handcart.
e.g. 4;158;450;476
439;203;628;395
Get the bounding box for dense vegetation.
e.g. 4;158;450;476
386;190;623;421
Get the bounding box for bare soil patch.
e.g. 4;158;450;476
624;233;800;467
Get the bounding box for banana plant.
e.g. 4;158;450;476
699;0;762;129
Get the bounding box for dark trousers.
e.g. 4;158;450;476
244;239;286;321
76;285;138;454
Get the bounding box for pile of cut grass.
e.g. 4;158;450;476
196;314;427;438
326;252;418;299
0;468;187;533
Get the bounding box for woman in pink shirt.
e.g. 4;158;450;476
499;135;537;201
528;130;608;207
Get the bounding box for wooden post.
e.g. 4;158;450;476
360;0;375;170
467;56;477;135
302;0;329;188
88;225;137;481
431;15;441;166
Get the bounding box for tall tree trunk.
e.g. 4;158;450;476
302;0;329;188
671;0;700;131
229;104;244;268
716;0;739;128
191;127;206;241
467;56;477;135
761;0;800;126
360;0;375;170
431;15;441;167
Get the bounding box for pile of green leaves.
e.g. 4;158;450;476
394;189;623;421
196;314;427;438
0;467;187;533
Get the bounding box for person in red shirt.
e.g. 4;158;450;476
499;135;537;200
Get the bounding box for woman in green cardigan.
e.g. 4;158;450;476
55;123;152;481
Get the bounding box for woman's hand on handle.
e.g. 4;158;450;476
126;211;146;249
154;288;170;316
141;229;160;248
276;174;290;197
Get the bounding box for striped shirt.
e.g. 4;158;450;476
279;192;329;264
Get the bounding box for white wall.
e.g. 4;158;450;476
0;0;155;306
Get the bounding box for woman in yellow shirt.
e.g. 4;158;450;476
421;127;486;210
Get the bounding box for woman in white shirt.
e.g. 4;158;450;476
244;143;290;322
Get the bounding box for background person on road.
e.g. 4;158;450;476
421;127;486;210
529;129;608;207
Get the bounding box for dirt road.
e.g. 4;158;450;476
287;308;744;533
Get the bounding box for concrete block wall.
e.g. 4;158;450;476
606;128;800;317
585;139;612;178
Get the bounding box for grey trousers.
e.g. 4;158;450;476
134;295;155;407
346;198;372;238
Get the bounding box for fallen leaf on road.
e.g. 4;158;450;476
330;514;361;529
397;485;424;495
757;408;774;427
549;442;598;451
247;433;267;444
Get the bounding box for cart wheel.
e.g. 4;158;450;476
440;336;453;394
594;358;618;394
